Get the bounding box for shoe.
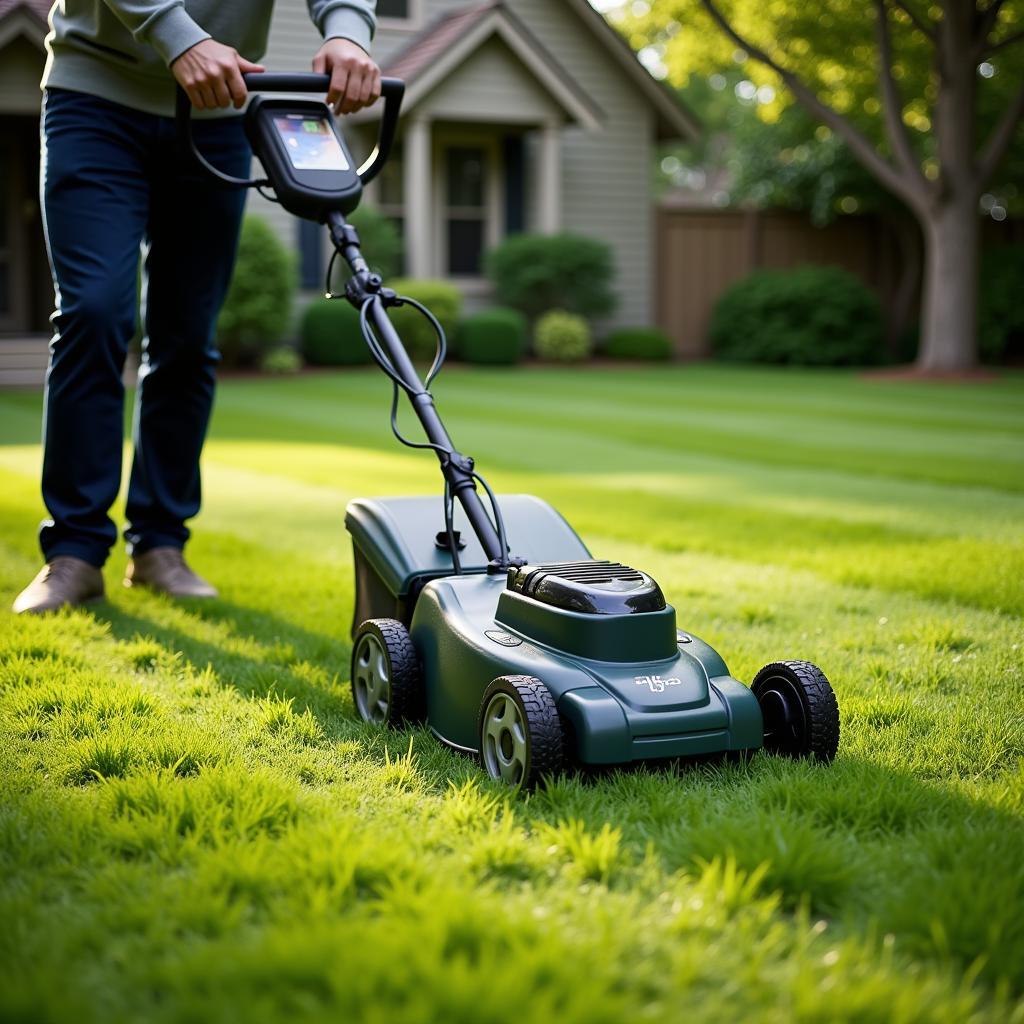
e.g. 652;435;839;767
12;556;105;614
124;547;218;599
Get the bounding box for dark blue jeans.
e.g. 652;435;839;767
39;87;250;567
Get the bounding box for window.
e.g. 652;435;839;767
377;0;410;19
376;142;406;273
445;146;488;276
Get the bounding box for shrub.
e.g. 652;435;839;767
604;326;672;361
348;205;403;280
300;298;370;366
217;215;295;368
260;346;303;375
535;310;592;363
388;280;462;360
486;233;616;320
979;243;1024;363
457;308;527;365
710;266;883;366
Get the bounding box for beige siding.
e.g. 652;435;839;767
421;36;564;124
0;36;45;115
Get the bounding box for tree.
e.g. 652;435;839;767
620;0;1024;371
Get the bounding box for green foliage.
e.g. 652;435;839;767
457;308;527;365
486;233;616;319
2;367;1024;1021
260;347;303;375
388;280;462;360
710;266;883;365
534;310;592;363
347;205;403;280
217;216;295;368
979;244;1024;363
604;326;673;361
300;299;370;366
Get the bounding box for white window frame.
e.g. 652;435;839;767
432;129;503;287
376;0;424;32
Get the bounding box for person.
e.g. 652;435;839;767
13;1;380;615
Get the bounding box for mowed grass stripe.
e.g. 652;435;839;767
1;366;1022;1022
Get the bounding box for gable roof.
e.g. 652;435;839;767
382;2;604;130
0;0;49;50
561;0;699;140
380;0;698;141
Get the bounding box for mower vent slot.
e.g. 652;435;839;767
506;559;665;615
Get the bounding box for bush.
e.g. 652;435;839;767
457;308;527;365
300;299;370;366
535;310;592;363
486;233;616;320
260;346;303;374
710;266;883;366
388;280;462;360
979;243;1024;363
217;215;295;368
348;205;403;280
604;326;672;361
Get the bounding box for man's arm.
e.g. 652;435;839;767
308;0;381;114
98;0;265;110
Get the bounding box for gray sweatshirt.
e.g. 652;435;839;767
42;1;378;117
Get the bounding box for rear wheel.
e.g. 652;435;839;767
478;675;565;791
752;660;839;763
351;618;424;727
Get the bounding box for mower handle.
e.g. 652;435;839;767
175;73;405;189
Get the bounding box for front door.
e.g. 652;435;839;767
0;131;29;333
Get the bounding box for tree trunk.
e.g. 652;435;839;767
916;195;980;371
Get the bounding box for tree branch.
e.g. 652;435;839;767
973;0;1009;57
976;82;1024;185
984;27;1024;54
698;0;929;212
890;0;936;39
876;0;927;183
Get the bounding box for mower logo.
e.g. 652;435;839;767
635;674;682;693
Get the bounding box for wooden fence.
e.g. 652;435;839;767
655;205;1022;358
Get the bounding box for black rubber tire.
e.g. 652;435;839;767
350;618;424;727
477;675;566;791
752;660;840;763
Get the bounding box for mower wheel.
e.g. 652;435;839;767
478;675;565;791
351;618;424;728
752;660;839;763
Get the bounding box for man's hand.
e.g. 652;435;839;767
172;39;265;110
312;38;381;115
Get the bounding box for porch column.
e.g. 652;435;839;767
403;116;432;278
538;119;562;234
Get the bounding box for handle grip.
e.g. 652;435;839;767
175;74;405;188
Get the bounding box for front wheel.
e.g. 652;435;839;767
478;675;566;791
351;618;424;727
752;660;839;763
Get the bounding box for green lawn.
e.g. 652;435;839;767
1;364;1023;1023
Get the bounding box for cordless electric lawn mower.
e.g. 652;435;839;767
178;74;840;790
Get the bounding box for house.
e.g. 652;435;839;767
0;0;696;361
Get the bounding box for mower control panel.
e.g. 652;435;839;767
246;97;363;219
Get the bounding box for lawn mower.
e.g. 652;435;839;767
178;74;840;789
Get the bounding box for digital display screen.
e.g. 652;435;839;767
273;115;349;171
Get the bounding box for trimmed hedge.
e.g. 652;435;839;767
486;233;616;320
300;299;370;366
457;308;527;365
979;243;1024;363
388;279;462;360
605;326;672;361
535;310;592;363
348;205;403;280
261;346;303;375
710;266;883;366
217;215;295;368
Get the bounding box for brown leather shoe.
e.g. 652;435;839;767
12;556;105;614
124;547;218;598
